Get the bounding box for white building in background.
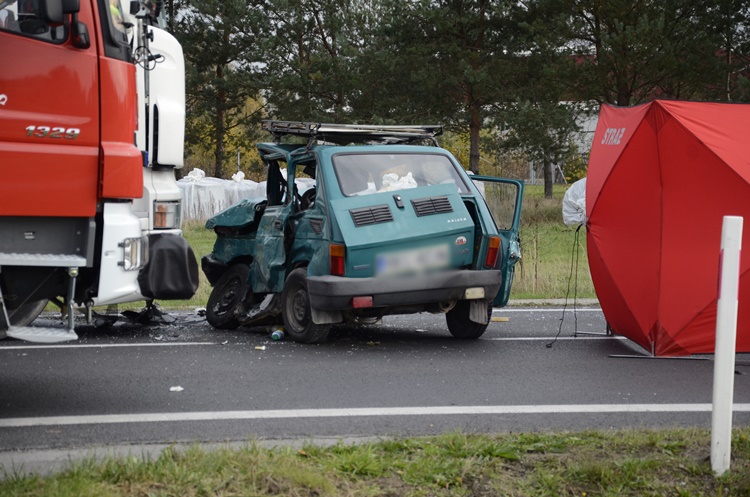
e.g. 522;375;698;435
573;105;599;155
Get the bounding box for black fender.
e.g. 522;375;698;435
138;234;199;300
201;253;227;286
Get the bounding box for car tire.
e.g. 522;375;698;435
446;300;491;339
7;299;47;327
206;263;249;330
281;268;330;343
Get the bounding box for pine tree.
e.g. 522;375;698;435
176;0;266;178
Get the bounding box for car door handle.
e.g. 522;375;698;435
273;220;283;231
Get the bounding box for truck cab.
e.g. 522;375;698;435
0;0;197;343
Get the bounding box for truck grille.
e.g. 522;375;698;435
350;205;394;226
411;196;453;217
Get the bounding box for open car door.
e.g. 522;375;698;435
471;177;524;307
251;147;296;293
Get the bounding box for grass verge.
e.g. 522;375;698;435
2;428;749;496
511;184;594;300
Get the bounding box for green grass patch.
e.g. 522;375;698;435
511;184;594;300
3;428;749;496
513;222;594;300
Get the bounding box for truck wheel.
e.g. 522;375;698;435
281;268;330;343
7;299;48;327
446;300;491;339
206;263;249;330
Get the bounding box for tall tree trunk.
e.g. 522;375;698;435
466;1;486;174
543;159;553;199
214;106;225;178
213;63;227;178
468;97;481;174
167;0;174;32
616;73;631;106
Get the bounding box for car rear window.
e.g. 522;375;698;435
332;153;470;197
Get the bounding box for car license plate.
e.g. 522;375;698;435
375;244;450;276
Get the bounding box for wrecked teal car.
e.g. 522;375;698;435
201;121;523;343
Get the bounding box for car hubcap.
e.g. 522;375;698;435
290;287;308;327
214;277;241;316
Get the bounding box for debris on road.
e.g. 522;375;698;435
169;386;184;392
270;327;285;341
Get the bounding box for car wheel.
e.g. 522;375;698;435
206;263;249;330
446;300;491;339
7;299;48;327
281;268;330;343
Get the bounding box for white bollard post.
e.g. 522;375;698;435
711;215;743;476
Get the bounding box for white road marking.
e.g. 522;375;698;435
1;404;748;428
0;342;217;351
495;308;602;313
0;337;619;349
485;336;624;341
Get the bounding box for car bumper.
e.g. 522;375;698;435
307;270;502;310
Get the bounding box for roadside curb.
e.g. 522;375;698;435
506;298;599;307
0;437;382;478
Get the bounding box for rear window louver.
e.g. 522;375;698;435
310;218;323;234
350;205;394;226
411;196;453;217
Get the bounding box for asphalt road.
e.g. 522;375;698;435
1;306;749;473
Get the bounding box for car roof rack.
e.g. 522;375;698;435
261;120;443;146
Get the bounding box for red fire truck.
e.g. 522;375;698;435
0;0;197;343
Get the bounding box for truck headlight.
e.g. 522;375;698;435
119;236;149;271
154;201;181;229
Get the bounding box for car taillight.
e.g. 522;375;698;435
330;243;345;276
485;236;500;268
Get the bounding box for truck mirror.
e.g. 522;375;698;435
62;0;80;14
72;20;90;49
39;0;64;24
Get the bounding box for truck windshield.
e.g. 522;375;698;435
332;153;470;197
